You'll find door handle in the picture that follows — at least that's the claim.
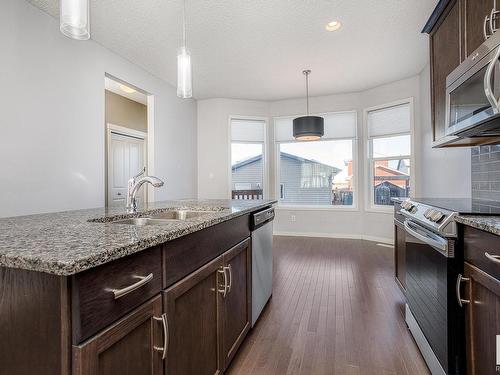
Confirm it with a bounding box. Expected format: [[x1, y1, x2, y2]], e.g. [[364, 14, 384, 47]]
[[484, 45, 500, 113], [485, 14, 492, 40], [456, 274, 470, 307], [218, 267, 228, 297], [153, 313, 168, 360]]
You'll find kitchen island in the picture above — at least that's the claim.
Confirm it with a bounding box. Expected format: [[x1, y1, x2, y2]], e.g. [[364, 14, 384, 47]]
[[0, 199, 276, 375]]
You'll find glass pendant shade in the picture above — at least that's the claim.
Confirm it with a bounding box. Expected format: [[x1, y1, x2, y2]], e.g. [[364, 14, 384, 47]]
[[60, 0, 90, 40], [177, 46, 192, 98]]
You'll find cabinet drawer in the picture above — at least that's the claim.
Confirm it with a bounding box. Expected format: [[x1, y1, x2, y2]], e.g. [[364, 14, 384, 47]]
[[72, 247, 162, 343], [464, 225, 500, 280], [163, 214, 250, 288]]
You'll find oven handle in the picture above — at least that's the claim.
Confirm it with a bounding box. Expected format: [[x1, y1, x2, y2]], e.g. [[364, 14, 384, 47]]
[[403, 220, 448, 254], [484, 44, 500, 113]]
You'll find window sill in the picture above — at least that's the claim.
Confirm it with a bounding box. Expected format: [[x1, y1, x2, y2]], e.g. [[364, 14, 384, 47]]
[[275, 204, 359, 212]]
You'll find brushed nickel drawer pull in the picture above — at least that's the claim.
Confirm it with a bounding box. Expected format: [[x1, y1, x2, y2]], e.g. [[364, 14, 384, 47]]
[[485, 252, 500, 264], [456, 274, 470, 307], [110, 273, 154, 299], [225, 265, 232, 293], [153, 313, 168, 360], [218, 267, 228, 297]]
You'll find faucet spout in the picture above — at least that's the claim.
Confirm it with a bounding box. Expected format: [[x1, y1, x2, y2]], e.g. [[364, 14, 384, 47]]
[[126, 175, 165, 213]]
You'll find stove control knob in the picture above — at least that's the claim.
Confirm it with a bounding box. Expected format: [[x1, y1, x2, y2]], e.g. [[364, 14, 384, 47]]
[[431, 211, 445, 223], [424, 209, 433, 219], [410, 206, 418, 213]]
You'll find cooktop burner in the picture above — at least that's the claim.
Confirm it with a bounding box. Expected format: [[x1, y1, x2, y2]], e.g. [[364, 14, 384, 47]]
[[408, 198, 500, 215]]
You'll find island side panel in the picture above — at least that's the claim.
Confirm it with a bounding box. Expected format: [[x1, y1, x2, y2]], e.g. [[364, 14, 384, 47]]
[[0, 267, 70, 375]]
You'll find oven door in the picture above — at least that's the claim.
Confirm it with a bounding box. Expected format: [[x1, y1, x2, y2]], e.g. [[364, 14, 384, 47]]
[[404, 219, 451, 374], [445, 37, 500, 137]]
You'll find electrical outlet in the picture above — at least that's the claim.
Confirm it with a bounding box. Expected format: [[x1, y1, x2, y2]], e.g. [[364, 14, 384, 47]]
[[290, 214, 296, 222]]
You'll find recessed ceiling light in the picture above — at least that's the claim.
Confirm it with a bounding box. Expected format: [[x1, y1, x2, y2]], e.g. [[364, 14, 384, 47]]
[[325, 21, 342, 32], [119, 84, 136, 94]]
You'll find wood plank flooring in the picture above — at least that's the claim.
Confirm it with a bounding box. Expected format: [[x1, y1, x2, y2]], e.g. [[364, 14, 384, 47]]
[[227, 236, 430, 375]]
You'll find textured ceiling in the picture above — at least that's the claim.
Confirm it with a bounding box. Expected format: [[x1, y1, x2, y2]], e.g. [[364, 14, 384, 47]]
[[28, 0, 437, 100]]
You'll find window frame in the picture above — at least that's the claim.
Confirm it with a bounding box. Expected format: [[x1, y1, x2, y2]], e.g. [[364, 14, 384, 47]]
[[273, 110, 359, 211], [228, 115, 268, 199], [364, 98, 415, 213]]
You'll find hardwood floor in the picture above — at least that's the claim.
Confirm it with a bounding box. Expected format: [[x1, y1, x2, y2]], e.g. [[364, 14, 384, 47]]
[[226, 236, 430, 375]]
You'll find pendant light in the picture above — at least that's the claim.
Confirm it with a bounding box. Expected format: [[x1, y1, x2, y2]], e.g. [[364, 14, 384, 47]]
[[293, 70, 324, 141], [177, 0, 192, 98], [60, 0, 90, 40]]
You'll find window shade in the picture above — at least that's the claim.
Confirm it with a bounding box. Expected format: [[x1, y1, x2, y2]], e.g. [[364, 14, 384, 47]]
[[231, 119, 265, 142], [367, 103, 411, 138], [274, 111, 357, 142]]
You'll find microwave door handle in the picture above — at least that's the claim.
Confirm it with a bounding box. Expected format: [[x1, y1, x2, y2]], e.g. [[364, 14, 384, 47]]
[[484, 45, 500, 113]]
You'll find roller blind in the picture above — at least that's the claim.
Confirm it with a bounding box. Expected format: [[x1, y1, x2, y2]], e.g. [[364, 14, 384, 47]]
[[367, 103, 411, 138], [275, 111, 357, 142], [231, 119, 265, 142]]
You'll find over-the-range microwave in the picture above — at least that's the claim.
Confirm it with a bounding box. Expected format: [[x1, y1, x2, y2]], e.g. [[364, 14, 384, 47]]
[[446, 31, 500, 138]]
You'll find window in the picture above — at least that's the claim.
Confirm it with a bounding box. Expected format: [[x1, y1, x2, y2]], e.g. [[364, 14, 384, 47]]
[[367, 101, 412, 207], [230, 118, 266, 199], [274, 111, 357, 206]]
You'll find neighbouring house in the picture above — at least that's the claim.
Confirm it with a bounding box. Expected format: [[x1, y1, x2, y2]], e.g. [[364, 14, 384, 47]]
[[231, 153, 341, 204]]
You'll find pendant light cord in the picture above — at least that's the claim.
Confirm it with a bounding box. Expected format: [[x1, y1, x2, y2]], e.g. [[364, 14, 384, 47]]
[[182, 0, 187, 47], [303, 70, 311, 115]]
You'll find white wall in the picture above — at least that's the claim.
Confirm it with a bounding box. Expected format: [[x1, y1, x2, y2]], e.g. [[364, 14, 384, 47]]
[[418, 64, 471, 198], [197, 98, 269, 199], [0, 0, 197, 218]]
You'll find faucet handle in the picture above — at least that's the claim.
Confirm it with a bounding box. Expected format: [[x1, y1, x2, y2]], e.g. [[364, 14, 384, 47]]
[[133, 167, 146, 181]]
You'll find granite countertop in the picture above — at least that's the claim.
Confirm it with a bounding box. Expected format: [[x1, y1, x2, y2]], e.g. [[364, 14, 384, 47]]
[[0, 199, 276, 276], [455, 215, 500, 236]]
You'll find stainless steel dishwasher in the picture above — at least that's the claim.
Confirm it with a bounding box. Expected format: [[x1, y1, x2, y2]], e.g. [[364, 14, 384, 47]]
[[251, 206, 274, 327]]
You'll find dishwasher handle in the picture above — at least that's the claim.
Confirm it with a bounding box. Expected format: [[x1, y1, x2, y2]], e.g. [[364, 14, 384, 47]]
[[251, 207, 275, 230]]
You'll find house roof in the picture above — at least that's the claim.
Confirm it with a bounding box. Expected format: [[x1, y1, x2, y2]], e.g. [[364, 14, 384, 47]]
[[232, 153, 341, 173]]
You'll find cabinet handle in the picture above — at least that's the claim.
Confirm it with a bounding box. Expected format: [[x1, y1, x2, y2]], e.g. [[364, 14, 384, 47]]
[[225, 265, 232, 293], [153, 313, 168, 360], [218, 267, 228, 297], [109, 273, 153, 299], [456, 274, 470, 307], [485, 252, 500, 264], [484, 45, 500, 113], [490, 8, 500, 35], [484, 15, 491, 40]]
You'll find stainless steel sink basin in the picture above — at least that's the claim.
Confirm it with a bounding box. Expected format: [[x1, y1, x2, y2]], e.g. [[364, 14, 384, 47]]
[[111, 210, 215, 226]]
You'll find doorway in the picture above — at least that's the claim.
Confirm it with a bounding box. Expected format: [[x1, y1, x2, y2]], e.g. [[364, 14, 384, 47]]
[[104, 75, 153, 207]]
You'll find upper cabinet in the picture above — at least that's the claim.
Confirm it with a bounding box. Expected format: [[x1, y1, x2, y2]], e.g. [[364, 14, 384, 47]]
[[423, 0, 500, 147]]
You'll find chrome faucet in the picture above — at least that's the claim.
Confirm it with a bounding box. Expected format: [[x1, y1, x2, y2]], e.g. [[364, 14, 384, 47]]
[[126, 170, 164, 213]]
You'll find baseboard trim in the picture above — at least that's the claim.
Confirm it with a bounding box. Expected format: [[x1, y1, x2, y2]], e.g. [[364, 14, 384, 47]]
[[273, 231, 392, 245]]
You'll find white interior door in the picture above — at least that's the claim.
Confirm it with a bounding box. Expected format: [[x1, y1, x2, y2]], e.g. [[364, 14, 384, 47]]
[[108, 132, 146, 205]]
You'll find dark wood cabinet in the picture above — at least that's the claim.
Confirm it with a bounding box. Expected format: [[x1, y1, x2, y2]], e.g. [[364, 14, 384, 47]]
[[462, 261, 500, 375], [221, 239, 252, 370], [394, 222, 407, 292], [429, 0, 462, 144], [73, 295, 164, 375], [164, 256, 224, 375], [424, 0, 499, 147]]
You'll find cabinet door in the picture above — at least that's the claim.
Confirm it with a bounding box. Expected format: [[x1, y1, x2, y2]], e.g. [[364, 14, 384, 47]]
[[464, 0, 496, 57], [430, 0, 462, 142], [463, 261, 500, 375], [221, 239, 252, 370], [164, 256, 224, 375], [73, 295, 163, 375], [394, 223, 406, 292]]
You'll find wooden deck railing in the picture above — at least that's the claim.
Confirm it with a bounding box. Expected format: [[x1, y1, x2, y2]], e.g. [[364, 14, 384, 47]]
[[232, 189, 263, 200]]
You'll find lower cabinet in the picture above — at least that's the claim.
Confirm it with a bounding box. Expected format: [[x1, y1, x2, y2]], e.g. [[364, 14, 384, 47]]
[[164, 238, 252, 375], [73, 295, 164, 375], [462, 261, 500, 375]]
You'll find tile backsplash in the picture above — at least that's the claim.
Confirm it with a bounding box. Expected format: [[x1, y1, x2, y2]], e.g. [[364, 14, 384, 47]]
[[471, 144, 500, 210]]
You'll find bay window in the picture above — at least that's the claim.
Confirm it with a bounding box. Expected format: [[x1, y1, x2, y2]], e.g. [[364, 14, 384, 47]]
[[274, 111, 357, 207], [366, 100, 412, 207], [230, 118, 266, 199]]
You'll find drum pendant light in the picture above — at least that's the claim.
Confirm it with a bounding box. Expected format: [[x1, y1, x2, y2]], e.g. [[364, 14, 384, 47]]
[[293, 70, 324, 141]]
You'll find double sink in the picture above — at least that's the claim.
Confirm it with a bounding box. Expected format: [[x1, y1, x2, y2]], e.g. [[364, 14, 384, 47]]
[[111, 209, 218, 226]]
